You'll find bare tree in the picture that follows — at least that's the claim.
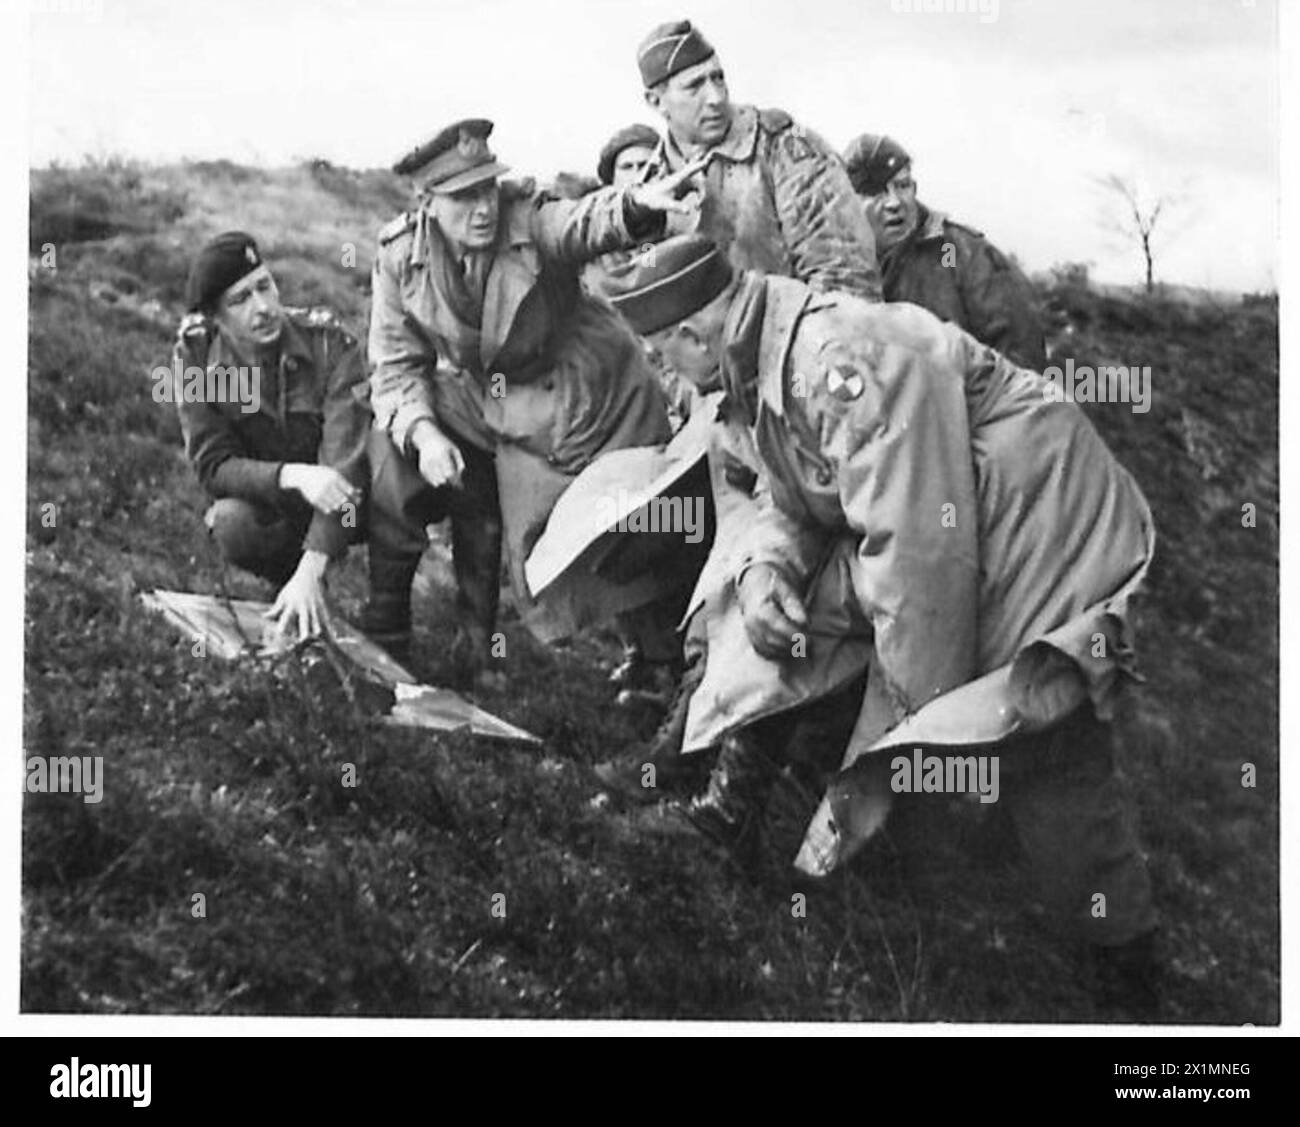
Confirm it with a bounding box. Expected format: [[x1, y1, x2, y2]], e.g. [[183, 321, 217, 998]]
[[1095, 174, 1181, 293]]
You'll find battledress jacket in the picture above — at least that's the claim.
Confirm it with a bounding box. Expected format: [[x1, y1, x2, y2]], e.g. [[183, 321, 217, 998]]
[[172, 307, 368, 559], [880, 205, 1048, 371]]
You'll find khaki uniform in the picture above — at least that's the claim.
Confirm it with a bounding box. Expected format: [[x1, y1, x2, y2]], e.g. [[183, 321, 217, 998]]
[[881, 205, 1047, 371], [682, 272, 1155, 943], [368, 182, 676, 640]]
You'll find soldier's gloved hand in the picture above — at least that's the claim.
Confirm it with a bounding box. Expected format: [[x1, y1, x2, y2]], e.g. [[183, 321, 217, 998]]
[[737, 562, 809, 661], [264, 550, 331, 643], [280, 463, 361, 516], [412, 419, 465, 490]]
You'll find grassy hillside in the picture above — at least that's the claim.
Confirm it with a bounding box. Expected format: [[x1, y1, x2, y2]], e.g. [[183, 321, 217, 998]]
[[23, 158, 1278, 1021]]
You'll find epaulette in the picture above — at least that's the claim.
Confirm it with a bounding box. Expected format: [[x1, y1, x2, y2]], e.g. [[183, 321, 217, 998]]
[[378, 212, 416, 246], [285, 304, 358, 348], [757, 107, 794, 134], [499, 176, 538, 205]]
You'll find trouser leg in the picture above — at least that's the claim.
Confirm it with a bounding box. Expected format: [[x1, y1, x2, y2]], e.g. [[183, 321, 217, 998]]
[[446, 440, 503, 662], [1001, 704, 1157, 948], [204, 497, 310, 586], [363, 429, 502, 666]]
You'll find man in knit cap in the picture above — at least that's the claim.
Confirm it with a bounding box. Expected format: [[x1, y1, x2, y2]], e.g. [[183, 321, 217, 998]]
[[172, 231, 421, 657], [843, 132, 1047, 369]]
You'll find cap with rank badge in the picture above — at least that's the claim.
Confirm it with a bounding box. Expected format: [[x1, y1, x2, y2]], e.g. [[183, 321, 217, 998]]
[[842, 134, 912, 197], [393, 119, 511, 194]]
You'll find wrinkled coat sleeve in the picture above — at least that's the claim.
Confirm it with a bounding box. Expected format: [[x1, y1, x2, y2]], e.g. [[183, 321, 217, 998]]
[[304, 326, 370, 559], [958, 236, 1047, 371], [530, 185, 663, 268], [368, 236, 440, 453], [174, 325, 284, 505], [765, 125, 883, 301], [734, 475, 831, 594], [815, 342, 981, 711]]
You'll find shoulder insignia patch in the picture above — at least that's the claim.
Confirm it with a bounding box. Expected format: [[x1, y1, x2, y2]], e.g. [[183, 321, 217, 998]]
[[825, 364, 865, 402], [378, 212, 416, 246]]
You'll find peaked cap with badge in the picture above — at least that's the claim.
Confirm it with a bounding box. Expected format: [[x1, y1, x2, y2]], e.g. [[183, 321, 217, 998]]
[[393, 118, 511, 194]]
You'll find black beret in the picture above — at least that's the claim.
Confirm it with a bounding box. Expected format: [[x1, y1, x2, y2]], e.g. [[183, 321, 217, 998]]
[[393, 118, 511, 193], [637, 20, 716, 88], [602, 235, 735, 335], [842, 134, 912, 196], [185, 231, 263, 313], [597, 124, 661, 184]]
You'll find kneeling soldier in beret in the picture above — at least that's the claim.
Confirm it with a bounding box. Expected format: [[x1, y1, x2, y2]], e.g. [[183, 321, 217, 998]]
[[369, 118, 706, 677], [174, 231, 418, 658], [606, 235, 1161, 1011], [843, 133, 1047, 370]]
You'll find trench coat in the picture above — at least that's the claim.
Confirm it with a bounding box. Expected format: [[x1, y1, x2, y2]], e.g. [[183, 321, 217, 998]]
[[368, 182, 674, 639], [677, 273, 1154, 875]]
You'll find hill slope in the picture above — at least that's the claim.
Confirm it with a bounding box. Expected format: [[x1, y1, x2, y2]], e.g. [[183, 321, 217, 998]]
[[22, 159, 1279, 1021]]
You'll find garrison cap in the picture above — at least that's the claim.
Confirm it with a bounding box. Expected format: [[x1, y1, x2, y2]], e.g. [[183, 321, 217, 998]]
[[602, 235, 734, 335], [842, 133, 912, 196], [393, 118, 511, 194], [637, 20, 716, 88], [597, 123, 661, 184], [185, 230, 264, 314]]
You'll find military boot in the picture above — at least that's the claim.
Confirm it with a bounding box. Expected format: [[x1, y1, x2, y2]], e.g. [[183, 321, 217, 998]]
[[680, 725, 781, 862], [360, 551, 422, 669], [449, 506, 505, 691], [594, 653, 708, 804]]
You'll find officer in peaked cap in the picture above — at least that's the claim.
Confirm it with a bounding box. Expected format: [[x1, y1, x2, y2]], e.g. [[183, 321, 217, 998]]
[[392, 118, 511, 193], [367, 116, 709, 686], [843, 131, 1047, 369]]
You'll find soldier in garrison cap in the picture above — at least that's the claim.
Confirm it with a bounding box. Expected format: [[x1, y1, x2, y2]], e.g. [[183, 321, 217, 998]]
[[844, 133, 1048, 370], [604, 235, 1162, 1013], [635, 19, 881, 300], [172, 232, 422, 659], [369, 118, 708, 680], [591, 20, 885, 797]]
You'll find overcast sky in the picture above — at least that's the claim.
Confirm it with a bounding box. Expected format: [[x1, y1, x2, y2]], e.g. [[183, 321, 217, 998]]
[[27, 0, 1280, 291]]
